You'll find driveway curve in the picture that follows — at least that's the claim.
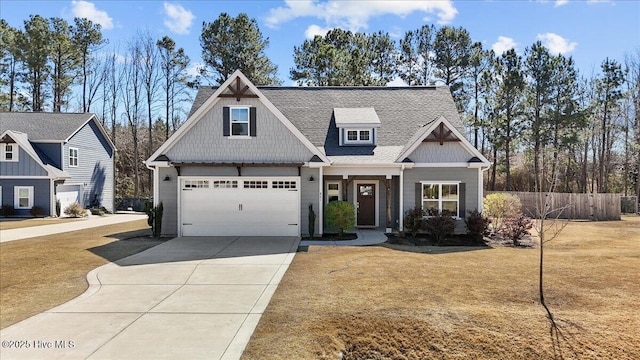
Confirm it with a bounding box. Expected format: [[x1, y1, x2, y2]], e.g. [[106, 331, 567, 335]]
[[0, 236, 299, 360]]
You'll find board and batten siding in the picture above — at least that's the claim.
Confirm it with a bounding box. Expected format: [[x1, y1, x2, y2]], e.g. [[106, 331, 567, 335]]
[[408, 142, 471, 163], [0, 178, 51, 215], [0, 146, 48, 176], [63, 120, 114, 212], [165, 98, 314, 163]]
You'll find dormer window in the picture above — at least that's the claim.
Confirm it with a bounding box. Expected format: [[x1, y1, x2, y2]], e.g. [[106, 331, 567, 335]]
[[334, 107, 381, 146], [345, 129, 373, 144]]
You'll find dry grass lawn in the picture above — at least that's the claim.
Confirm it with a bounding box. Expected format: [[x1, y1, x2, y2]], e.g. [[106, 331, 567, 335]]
[[242, 216, 640, 360], [0, 217, 81, 230], [0, 220, 161, 328]]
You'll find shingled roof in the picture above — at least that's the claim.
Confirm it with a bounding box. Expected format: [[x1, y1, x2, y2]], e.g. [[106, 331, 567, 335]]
[[189, 86, 465, 150], [0, 112, 96, 141]]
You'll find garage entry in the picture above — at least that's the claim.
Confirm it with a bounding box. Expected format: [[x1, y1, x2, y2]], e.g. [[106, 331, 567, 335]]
[[179, 176, 300, 236], [56, 184, 83, 215]]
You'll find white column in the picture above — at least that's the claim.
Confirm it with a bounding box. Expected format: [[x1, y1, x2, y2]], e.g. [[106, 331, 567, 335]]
[[318, 166, 323, 235]]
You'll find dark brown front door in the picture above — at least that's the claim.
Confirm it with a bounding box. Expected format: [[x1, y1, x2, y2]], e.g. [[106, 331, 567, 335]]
[[357, 184, 376, 226]]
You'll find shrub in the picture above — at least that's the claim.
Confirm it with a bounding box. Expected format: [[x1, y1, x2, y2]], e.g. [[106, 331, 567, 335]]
[[483, 193, 522, 232], [325, 201, 355, 237], [90, 207, 105, 216], [404, 206, 425, 237], [55, 200, 61, 217], [500, 215, 533, 246], [424, 211, 456, 245], [64, 202, 87, 217], [1, 204, 15, 217], [30, 206, 44, 217], [145, 202, 163, 238], [465, 210, 491, 244]]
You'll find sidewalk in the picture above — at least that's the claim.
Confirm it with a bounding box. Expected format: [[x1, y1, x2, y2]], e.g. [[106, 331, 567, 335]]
[[299, 228, 388, 246], [0, 213, 148, 243]]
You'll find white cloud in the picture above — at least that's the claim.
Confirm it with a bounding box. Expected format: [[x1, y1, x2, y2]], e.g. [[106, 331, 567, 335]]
[[163, 2, 194, 35], [537, 33, 577, 54], [492, 36, 518, 55], [266, 0, 458, 31], [554, 0, 569, 7], [304, 24, 332, 39], [186, 62, 204, 77], [71, 1, 113, 29]]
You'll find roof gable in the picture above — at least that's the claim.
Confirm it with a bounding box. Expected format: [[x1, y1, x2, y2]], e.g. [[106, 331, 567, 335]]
[[0, 130, 69, 179], [148, 70, 329, 164], [396, 116, 490, 165]]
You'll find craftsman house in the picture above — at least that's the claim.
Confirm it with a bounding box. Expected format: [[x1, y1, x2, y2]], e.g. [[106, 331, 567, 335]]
[[0, 112, 115, 216], [146, 70, 490, 236]]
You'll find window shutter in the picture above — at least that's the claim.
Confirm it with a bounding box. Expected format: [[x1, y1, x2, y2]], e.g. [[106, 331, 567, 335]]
[[250, 107, 257, 137], [223, 107, 230, 136], [459, 183, 466, 218], [415, 183, 422, 210]]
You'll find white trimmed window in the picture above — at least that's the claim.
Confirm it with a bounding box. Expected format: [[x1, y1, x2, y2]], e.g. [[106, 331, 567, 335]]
[[421, 182, 459, 217], [326, 181, 342, 203], [14, 186, 34, 209], [344, 129, 373, 145], [230, 107, 250, 137], [69, 147, 79, 167], [1, 143, 18, 162]]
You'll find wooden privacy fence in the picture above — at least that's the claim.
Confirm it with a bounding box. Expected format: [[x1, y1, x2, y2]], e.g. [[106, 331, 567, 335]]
[[485, 191, 621, 221]]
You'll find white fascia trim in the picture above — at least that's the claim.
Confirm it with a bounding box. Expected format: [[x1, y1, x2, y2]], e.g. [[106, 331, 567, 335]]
[[396, 116, 490, 165], [413, 162, 471, 168], [147, 70, 330, 165], [147, 161, 172, 167], [0, 176, 52, 179], [329, 163, 410, 168], [306, 162, 330, 168]]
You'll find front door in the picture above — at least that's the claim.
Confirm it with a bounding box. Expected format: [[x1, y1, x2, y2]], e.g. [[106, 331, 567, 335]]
[[357, 183, 376, 226]]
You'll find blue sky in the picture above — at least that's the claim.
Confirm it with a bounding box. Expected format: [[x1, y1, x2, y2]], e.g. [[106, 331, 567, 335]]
[[1, 0, 638, 85]]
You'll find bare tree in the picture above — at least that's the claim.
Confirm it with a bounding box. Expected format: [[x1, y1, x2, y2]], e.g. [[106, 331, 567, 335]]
[[122, 40, 143, 198]]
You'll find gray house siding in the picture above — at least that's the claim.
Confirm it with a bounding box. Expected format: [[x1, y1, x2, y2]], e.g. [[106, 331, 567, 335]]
[[166, 98, 314, 163], [408, 142, 472, 163], [33, 142, 62, 169], [0, 179, 51, 215], [403, 167, 480, 232], [63, 120, 114, 212], [300, 167, 319, 236], [0, 147, 48, 176], [158, 167, 179, 235]]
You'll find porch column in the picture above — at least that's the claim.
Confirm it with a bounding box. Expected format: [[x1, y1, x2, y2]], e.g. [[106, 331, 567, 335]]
[[385, 175, 392, 232]]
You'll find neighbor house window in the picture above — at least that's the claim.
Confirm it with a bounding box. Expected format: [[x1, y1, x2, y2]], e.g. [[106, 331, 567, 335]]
[[326, 182, 342, 203], [1, 143, 18, 162], [69, 147, 78, 167], [230, 107, 250, 137], [344, 129, 373, 144], [14, 186, 33, 209], [422, 182, 459, 217]]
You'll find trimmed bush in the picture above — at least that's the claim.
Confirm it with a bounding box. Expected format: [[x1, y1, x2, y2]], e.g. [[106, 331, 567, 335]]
[[404, 206, 425, 237], [308, 203, 316, 239], [90, 207, 105, 216], [145, 201, 164, 238], [424, 211, 455, 245], [465, 210, 491, 244], [64, 202, 87, 217], [500, 215, 533, 246], [1, 204, 15, 217], [55, 200, 61, 217], [325, 201, 355, 237], [30, 206, 44, 217], [483, 193, 522, 232]]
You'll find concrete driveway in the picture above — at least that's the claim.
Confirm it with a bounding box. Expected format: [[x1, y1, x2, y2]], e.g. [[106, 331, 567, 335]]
[[0, 236, 299, 360]]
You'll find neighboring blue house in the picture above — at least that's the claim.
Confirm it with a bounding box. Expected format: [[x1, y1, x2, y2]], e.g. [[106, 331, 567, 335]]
[[147, 70, 490, 237], [0, 112, 115, 216]]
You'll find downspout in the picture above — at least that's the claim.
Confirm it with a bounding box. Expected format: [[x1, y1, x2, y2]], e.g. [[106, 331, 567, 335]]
[[479, 165, 491, 212], [145, 163, 158, 207], [50, 179, 56, 217], [318, 166, 323, 235], [399, 164, 405, 231]]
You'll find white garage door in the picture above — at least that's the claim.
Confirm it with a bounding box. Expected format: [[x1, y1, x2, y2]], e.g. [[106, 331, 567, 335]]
[[180, 177, 300, 236], [56, 184, 83, 216]]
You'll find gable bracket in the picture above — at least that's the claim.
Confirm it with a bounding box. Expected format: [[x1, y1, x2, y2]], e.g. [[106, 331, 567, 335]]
[[424, 122, 460, 145], [219, 77, 259, 101]]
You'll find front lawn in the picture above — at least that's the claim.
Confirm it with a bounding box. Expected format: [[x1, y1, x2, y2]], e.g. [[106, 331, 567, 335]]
[[0, 217, 81, 231], [242, 216, 640, 360], [0, 220, 161, 328]]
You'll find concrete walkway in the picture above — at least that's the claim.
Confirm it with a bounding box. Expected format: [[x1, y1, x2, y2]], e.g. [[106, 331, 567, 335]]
[[0, 213, 148, 243], [299, 227, 388, 246], [0, 236, 299, 360]]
